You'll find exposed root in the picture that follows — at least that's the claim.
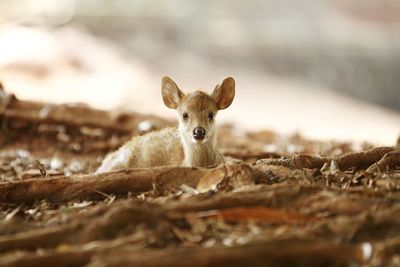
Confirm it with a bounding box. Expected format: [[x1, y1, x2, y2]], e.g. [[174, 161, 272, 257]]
[[366, 150, 400, 173], [86, 240, 368, 267], [257, 147, 395, 172], [222, 151, 280, 161], [1, 85, 400, 266], [0, 201, 168, 254], [0, 89, 168, 134], [0, 167, 207, 204], [166, 184, 322, 212], [336, 147, 395, 171]]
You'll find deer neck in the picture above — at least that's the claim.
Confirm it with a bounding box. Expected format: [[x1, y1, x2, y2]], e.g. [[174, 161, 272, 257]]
[[180, 134, 222, 168]]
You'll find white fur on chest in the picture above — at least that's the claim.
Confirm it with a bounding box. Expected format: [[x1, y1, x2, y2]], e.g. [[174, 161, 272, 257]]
[[114, 147, 132, 166]]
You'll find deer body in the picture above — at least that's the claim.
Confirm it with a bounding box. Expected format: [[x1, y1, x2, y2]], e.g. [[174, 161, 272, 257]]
[[96, 77, 235, 173]]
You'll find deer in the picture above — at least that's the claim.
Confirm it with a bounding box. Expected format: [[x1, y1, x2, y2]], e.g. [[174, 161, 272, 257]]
[[96, 76, 235, 173]]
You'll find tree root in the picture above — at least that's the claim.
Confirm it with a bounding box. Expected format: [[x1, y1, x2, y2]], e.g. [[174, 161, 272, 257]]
[[366, 151, 400, 173], [0, 167, 207, 204], [336, 147, 395, 171], [0, 163, 271, 204], [0, 184, 324, 254], [222, 151, 280, 161], [258, 147, 395, 172], [166, 184, 322, 212], [86, 239, 369, 267], [0, 185, 394, 266], [0, 89, 168, 134], [0, 201, 168, 254]]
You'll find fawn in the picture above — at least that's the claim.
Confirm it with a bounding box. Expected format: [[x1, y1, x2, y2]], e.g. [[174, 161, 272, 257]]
[[96, 76, 235, 173]]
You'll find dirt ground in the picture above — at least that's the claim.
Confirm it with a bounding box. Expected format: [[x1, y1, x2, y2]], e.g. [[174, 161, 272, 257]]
[[1, 85, 400, 267]]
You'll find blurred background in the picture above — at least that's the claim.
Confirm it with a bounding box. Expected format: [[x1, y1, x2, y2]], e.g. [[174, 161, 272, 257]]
[[0, 0, 399, 145]]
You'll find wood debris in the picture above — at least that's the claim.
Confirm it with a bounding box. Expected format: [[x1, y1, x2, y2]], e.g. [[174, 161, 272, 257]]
[[0, 89, 399, 266]]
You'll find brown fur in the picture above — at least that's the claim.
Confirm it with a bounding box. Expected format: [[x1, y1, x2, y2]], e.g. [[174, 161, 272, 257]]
[[96, 76, 235, 173]]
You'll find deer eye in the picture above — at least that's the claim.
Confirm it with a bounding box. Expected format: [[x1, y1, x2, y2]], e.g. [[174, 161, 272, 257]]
[[182, 113, 189, 120], [208, 112, 215, 121]]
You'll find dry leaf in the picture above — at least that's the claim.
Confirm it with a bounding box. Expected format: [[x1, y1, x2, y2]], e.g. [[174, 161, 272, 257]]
[[196, 168, 226, 193]]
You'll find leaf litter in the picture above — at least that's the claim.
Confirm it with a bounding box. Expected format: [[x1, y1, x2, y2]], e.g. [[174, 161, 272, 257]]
[[0, 89, 400, 266]]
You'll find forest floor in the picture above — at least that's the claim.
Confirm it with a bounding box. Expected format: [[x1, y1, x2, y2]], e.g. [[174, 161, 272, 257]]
[[1, 85, 400, 267]]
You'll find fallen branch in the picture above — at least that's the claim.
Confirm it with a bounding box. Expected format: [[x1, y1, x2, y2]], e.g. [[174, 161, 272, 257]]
[[0, 167, 207, 204], [222, 151, 280, 161], [336, 147, 395, 171], [257, 147, 395, 172], [0, 184, 326, 253], [0, 88, 169, 134], [0, 250, 93, 267], [166, 184, 322, 213], [0, 201, 167, 253], [0, 221, 82, 254], [258, 154, 327, 169], [0, 183, 389, 263], [0, 162, 273, 204], [87, 239, 370, 267], [0, 232, 150, 267], [366, 151, 400, 173]]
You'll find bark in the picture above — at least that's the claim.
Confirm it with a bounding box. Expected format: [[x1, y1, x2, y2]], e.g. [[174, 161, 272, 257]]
[[0, 89, 169, 134], [258, 147, 395, 171], [0, 201, 166, 253], [87, 240, 368, 267], [0, 167, 207, 204], [166, 184, 322, 213], [222, 151, 280, 161], [336, 147, 395, 171], [0, 184, 388, 265], [0, 162, 270, 204], [365, 150, 400, 173], [0, 184, 321, 254]]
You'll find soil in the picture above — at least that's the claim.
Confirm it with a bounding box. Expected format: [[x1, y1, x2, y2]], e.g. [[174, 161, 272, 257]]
[[1, 86, 400, 267]]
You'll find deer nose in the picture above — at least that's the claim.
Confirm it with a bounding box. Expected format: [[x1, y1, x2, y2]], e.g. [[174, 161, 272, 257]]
[[193, 127, 206, 140]]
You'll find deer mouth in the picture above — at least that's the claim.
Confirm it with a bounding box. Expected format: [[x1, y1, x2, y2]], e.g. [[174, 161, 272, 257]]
[[191, 135, 209, 144]]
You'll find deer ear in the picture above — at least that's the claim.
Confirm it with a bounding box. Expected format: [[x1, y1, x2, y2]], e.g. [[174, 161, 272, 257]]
[[162, 76, 184, 109], [212, 77, 235, 110]]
